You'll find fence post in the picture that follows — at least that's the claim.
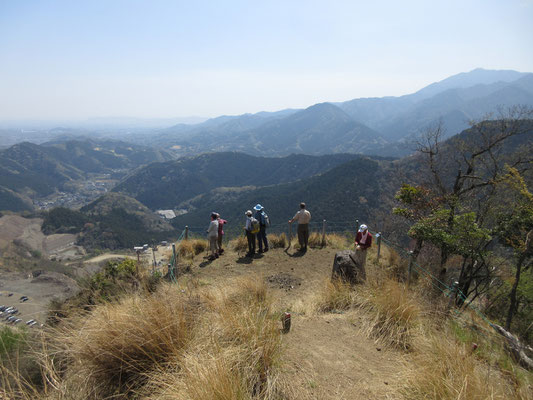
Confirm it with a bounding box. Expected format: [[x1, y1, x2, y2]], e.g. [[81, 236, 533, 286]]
[[185, 226, 189, 240], [407, 250, 414, 288], [152, 247, 157, 273], [172, 243, 178, 281], [321, 219, 326, 247], [376, 232, 382, 262]]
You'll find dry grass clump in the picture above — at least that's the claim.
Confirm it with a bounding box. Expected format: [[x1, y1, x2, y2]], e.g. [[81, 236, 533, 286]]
[[268, 233, 287, 249], [232, 235, 248, 253], [315, 278, 356, 313], [4, 278, 284, 400], [144, 277, 283, 399], [361, 278, 420, 349], [178, 239, 207, 258], [51, 285, 198, 398], [401, 330, 529, 400]]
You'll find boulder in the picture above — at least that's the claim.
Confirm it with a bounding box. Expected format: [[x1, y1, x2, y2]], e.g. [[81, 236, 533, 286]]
[[331, 250, 366, 284]]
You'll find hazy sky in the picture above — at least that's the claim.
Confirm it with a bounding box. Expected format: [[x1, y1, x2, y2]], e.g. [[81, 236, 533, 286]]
[[1, 0, 532, 120]]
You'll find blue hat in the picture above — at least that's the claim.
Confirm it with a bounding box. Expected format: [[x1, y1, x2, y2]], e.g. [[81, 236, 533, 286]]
[[253, 204, 263, 211]]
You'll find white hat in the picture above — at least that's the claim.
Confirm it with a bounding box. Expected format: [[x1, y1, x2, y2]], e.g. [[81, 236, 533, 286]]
[[245, 210, 252, 216], [358, 224, 368, 232]]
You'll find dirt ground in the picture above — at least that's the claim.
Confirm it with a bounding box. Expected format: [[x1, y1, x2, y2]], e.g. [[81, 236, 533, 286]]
[[177, 245, 404, 399]]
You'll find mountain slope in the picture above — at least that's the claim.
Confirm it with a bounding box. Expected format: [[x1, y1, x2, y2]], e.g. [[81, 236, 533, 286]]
[[112, 152, 365, 210]]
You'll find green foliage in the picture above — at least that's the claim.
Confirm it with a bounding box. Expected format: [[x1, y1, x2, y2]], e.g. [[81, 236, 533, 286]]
[[85, 259, 139, 303], [0, 326, 26, 358], [42, 207, 87, 234], [409, 210, 491, 258]]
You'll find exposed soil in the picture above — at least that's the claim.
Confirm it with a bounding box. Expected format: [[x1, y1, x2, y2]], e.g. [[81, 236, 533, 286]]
[[180, 245, 404, 399]]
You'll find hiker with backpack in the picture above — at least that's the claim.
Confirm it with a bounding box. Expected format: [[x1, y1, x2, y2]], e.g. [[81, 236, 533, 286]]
[[244, 210, 259, 257], [215, 213, 227, 255], [289, 202, 311, 251], [206, 212, 219, 261], [253, 204, 270, 253]]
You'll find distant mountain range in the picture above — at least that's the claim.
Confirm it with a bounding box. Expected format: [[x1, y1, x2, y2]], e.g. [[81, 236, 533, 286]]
[[137, 68, 533, 157]]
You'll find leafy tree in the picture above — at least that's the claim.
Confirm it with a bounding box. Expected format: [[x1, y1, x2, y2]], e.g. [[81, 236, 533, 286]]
[[394, 107, 533, 306], [494, 167, 533, 330]]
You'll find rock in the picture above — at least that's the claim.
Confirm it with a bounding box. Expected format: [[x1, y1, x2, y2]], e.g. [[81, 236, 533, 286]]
[[331, 250, 366, 284], [492, 324, 533, 371]]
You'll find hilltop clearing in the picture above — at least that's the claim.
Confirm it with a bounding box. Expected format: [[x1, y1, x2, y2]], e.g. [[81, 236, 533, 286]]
[[176, 244, 405, 399], [1, 237, 531, 399]]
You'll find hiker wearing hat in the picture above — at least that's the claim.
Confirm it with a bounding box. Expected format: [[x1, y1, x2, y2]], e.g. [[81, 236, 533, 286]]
[[254, 204, 270, 253], [215, 213, 227, 255], [289, 202, 311, 251], [206, 212, 219, 261], [244, 210, 257, 257], [355, 224, 372, 268]]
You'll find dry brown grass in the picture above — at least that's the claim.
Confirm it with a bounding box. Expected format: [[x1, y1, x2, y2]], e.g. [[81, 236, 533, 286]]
[[2, 278, 284, 400], [268, 233, 287, 249], [314, 278, 356, 313], [49, 285, 199, 398], [401, 330, 532, 400], [357, 278, 420, 350], [178, 238, 208, 258], [143, 277, 283, 399], [231, 235, 248, 253]]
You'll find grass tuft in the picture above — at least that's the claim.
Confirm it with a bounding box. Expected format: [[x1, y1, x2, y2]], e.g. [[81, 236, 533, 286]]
[[315, 278, 356, 313]]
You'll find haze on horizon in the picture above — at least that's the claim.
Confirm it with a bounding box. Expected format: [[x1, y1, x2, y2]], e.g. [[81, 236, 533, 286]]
[[1, 0, 532, 122]]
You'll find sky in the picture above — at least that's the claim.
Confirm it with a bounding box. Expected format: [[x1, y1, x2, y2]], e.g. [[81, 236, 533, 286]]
[[1, 0, 532, 121]]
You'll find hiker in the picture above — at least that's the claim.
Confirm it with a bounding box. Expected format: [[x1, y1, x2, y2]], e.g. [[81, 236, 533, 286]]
[[244, 210, 257, 257], [289, 202, 311, 251], [254, 204, 269, 253], [216, 213, 227, 254], [354, 224, 372, 268], [206, 212, 219, 260]]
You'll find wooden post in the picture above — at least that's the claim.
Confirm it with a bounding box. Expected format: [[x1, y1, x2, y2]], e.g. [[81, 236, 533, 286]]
[[152, 247, 157, 273], [407, 251, 414, 288], [321, 219, 327, 247], [376, 232, 382, 262], [172, 243, 177, 280], [185, 226, 189, 240]]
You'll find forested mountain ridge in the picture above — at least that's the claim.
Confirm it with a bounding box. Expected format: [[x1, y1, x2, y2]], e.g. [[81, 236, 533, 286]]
[[112, 152, 368, 210]]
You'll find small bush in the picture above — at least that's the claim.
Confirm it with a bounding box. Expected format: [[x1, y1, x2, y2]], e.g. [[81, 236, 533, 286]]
[[0, 327, 26, 358]]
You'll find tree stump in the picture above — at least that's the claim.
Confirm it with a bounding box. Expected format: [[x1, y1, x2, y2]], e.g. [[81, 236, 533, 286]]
[[331, 250, 366, 284]]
